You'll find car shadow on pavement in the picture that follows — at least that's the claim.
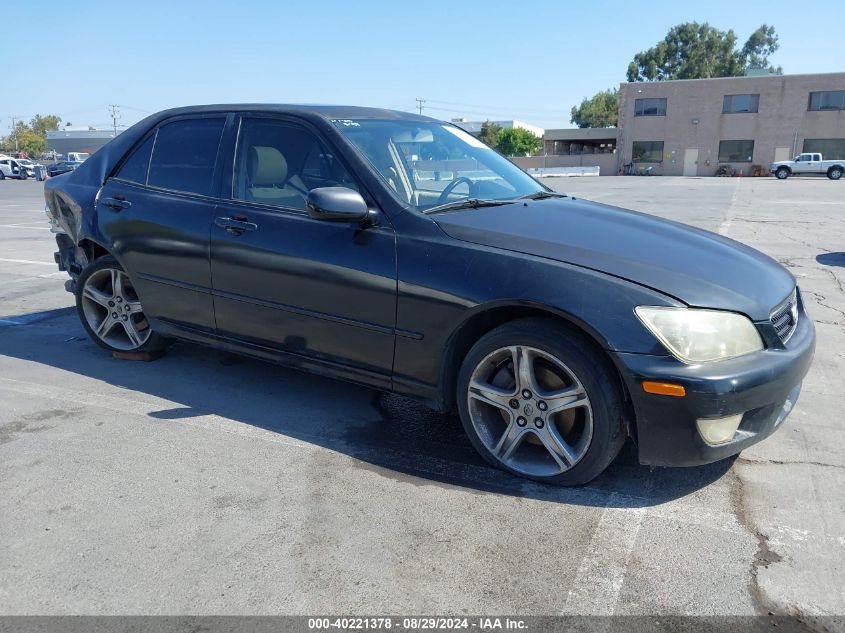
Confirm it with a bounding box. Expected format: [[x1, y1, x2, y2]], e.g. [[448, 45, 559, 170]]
[[816, 252, 845, 268], [0, 308, 734, 509]]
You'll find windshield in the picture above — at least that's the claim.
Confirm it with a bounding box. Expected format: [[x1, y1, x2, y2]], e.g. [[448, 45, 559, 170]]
[[332, 119, 546, 212]]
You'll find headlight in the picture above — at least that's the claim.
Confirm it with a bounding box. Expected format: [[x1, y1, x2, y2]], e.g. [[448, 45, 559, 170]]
[[635, 306, 763, 363]]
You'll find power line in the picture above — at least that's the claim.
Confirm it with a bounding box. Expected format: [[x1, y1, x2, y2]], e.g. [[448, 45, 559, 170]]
[[426, 98, 564, 116], [9, 116, 18, 151], [108, 105, 121, 136], [415, 97, 426, 115]]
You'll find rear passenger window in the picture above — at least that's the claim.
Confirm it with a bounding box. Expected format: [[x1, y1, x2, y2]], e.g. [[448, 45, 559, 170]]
[[115, 135, 154, 184], [148, 118, 225, 196]]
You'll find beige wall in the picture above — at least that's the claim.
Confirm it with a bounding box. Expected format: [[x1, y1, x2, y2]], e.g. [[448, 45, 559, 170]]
[[617, 73, 845, 176], [512, 153, 618, 175]]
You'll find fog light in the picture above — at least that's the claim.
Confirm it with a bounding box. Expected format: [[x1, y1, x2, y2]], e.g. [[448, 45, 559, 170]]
[[696, 414, 743, 446]]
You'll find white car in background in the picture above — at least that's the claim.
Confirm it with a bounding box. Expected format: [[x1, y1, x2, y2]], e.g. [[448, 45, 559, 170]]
[[0, 157, 34, 180], [770, 153, 844, 180], [13, 159, 44, 178]]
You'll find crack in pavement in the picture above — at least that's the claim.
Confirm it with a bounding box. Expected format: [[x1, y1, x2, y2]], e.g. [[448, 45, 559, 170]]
[[736, 456, 844, 470], [800, 290, 845, 321], [729, 470, 782, 617], [822, 268, 844, 295], [730, 469, 839, 633]]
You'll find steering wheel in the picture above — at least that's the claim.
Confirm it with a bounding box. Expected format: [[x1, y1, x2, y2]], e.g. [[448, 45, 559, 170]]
[[437, 176, 476, 205]]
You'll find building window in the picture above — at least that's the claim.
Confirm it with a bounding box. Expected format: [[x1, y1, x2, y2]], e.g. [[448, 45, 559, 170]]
[[634, 98, 667, 117], [808, 91, 845, 111], [803, 139, 845, 160], [632, 141, 664, 162], [723, 94, 759, 113], [718, 140, 754, 163]]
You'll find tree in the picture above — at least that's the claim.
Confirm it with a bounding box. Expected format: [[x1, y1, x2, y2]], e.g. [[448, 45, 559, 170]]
[[30, 114, 62, 137], [1, 114, 62, 156], [571, 88, 618, 128], [15, 130, 46, 158], [495, 127, 541, 156], [742, 25, 781, 72], [626, 22, 781, 82], [479, 120, 502, 147]]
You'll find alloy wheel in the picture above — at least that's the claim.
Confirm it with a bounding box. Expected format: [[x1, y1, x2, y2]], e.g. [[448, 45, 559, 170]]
[[80, 268, 151, 350], [466, 345, 593, 477]]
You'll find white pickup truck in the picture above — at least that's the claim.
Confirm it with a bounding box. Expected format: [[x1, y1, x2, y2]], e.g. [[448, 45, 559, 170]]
[[769, 153, 844, 180]]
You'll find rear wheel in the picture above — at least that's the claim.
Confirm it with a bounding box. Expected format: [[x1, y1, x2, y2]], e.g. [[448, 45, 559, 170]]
[[456, 318, 627, 486], [776, 167, 790, 180], [0, 171, 5, 180], [828, 167, 843, 180], [75, 256, 167, 354]]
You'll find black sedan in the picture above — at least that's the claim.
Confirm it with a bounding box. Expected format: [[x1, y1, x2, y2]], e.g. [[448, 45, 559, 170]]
[[44, 105, 815, 485], [46, 160, 84, 178]]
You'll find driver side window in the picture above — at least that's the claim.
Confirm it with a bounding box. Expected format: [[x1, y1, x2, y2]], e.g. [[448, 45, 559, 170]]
[[233, 119, 358, 212]]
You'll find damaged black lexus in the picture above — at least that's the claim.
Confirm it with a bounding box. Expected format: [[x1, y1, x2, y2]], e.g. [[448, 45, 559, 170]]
[[44, 105, 815, 485]]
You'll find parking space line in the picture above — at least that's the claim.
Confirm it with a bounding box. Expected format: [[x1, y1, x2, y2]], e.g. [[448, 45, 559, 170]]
[[718, 178, 741, 236], [0, 258, 56, 266], [0, 376, 312, 451], [0, 224, 51, 231], [561, 483, 653, 615]]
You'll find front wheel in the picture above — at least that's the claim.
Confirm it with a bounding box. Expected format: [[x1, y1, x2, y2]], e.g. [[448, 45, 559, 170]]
[[75, 256, 167, 354], [828, 167, 843, 181], [776, 167, 790, 180], [456, 318, 627, 486], [18, 169, 27, 180]]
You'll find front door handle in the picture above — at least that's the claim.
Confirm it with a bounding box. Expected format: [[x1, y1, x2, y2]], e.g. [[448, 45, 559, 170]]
[[101, 197, 131, 211], [215, 216, 258, 235]]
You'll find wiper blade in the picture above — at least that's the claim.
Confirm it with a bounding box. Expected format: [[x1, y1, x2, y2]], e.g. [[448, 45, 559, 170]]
[[519, 191, 568, 200], [423, 198, 517, 214]]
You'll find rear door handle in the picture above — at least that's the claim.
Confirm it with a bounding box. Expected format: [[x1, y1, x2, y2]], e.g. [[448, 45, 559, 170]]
[[101, 197, 131, 211], [215, 216, 258, 235]]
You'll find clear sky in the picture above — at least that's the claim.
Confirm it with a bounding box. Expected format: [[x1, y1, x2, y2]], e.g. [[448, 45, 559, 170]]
[[2, 0, 841, 133]]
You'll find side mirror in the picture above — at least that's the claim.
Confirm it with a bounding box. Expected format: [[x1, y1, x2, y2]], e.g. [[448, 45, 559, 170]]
[[306, 187, 369, 222]]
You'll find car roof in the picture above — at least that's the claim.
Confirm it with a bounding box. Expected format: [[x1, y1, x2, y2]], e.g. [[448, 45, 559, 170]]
[[149, 104, 437, 123], [46, 104, 444, 191]]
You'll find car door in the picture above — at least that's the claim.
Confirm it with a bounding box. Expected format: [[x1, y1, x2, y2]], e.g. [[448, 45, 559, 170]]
[[96, 114, 229, 332], [209, 115, 397, 386]]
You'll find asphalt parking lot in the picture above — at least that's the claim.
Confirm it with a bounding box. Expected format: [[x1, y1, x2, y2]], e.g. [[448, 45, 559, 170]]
[[0, 176, 843, 619]]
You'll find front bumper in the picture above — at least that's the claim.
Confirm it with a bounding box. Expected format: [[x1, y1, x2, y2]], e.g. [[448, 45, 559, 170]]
[[615, 304, 816, 467]]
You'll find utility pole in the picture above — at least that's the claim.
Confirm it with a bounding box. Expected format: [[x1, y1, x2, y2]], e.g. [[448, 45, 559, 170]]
[[10, 116, 18, 151], [108, 105, 121, 136], [415, 98, 425, 115]]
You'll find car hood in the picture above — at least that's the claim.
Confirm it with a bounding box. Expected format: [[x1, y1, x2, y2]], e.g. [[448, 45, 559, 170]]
[[432, 197, 794, 321]]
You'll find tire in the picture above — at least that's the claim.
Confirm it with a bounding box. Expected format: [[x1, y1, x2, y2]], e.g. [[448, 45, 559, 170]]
[[456, 318, 627, 486], [776, 167, 790, 180], [75, 256, 168, 354], [0, 171, 5, 180], [828, 167, 843, 181], [18, 169, 27, 180]]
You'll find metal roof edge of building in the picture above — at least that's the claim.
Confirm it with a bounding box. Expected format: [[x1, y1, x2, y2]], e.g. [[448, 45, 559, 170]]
[[618, 70, 845, 87]]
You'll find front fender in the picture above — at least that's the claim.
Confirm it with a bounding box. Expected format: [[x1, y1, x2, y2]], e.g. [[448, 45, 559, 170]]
[[391, 234, 681, 405]]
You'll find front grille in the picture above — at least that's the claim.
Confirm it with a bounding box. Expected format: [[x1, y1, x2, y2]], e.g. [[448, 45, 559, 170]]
[[770, 289, 798, 343]]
